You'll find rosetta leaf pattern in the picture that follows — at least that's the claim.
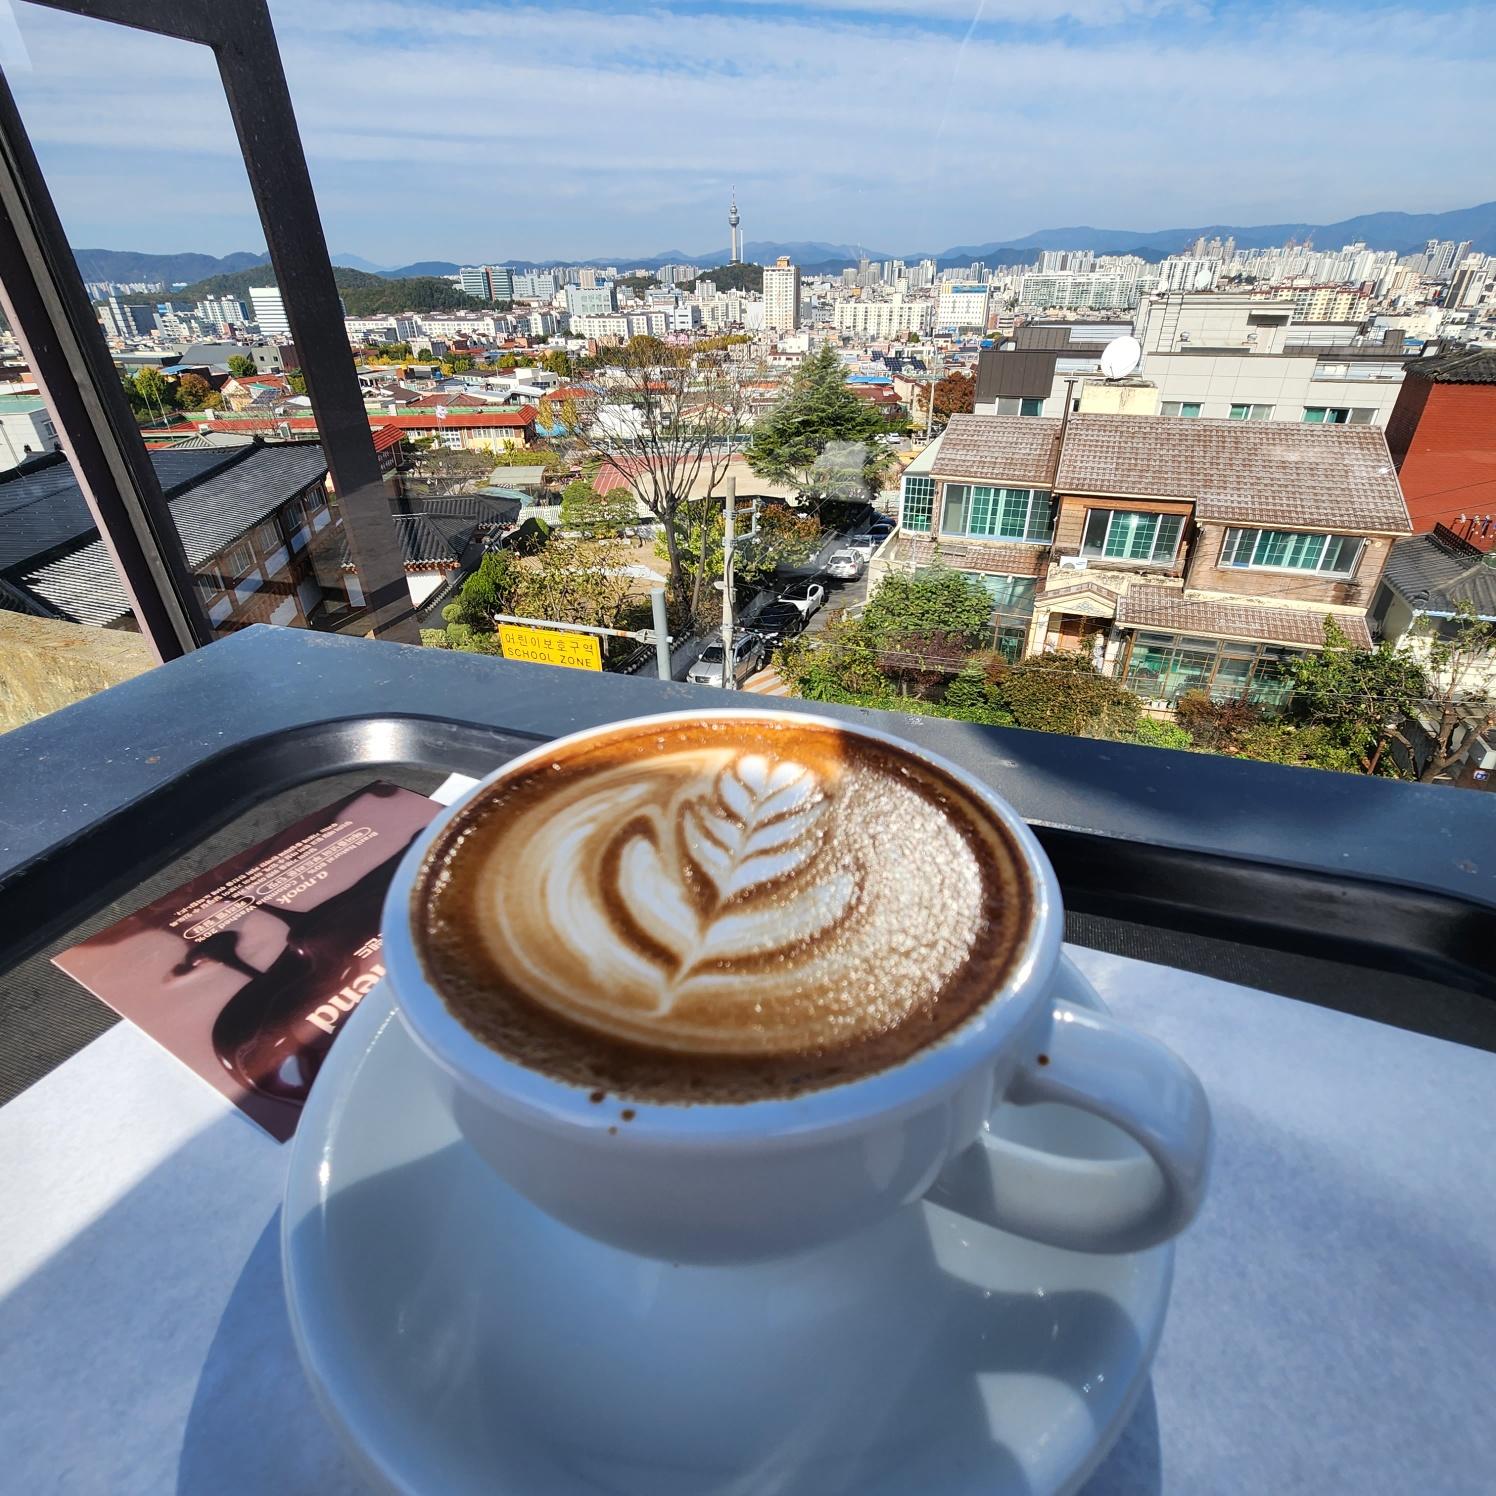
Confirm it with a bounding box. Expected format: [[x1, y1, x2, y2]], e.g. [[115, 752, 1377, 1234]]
[[680, 755, 826, 905]]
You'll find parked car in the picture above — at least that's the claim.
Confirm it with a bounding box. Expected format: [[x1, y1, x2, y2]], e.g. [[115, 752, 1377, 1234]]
[[826, 548, 867, 581], [777, 578, 828, 617], [845, 535, 877, 562], [868, 516, 895, 540], [686, 631, 765, 687], [752, 601, 808, 646]]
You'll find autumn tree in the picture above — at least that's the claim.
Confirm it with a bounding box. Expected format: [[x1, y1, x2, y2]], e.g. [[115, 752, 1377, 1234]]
[[175, 373, 219, 411], [545, 338, 752, 618], [932, 370, 975, 419]]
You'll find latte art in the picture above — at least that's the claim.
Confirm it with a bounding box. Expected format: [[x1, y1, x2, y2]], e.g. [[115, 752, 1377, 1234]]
[[416, 718, 1032, 1102]]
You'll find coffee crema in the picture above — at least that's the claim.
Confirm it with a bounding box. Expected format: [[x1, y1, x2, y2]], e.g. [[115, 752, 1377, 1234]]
[[413, 718, 1033, 1103]]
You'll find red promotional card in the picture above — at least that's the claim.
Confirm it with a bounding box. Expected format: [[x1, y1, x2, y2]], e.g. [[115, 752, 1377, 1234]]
[[52, 781, 440, 1141]]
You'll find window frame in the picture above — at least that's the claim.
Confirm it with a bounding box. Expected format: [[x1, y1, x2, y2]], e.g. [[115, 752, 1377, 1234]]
[[1218, 527, 1365, 577], [940, 484, 1055, 544], [1080, 508, 1185, 565], [1228, 403, 1274, 420], [901, 473, 934, 533]]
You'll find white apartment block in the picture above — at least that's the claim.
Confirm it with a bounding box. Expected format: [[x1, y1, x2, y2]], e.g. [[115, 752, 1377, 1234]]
[[976, 292, 1407, 427], [1016, 272, 1148, 312], [935, 282, 991, 330], [249, 286, 290, 339], [1290, 286, 1371, 323], [195, 295, 249, 328], [832, 297, 933, 339], [572, 310, 670, 340], [763, 258, 802, 333], [1154, 257, 1220, 294]]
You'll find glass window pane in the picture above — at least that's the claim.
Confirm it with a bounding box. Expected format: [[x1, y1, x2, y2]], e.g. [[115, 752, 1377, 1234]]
[[1082, 510, 1110, 553], [941, 484, 968, 534], [1155, 515, 1183, 560], [1024, 493, 1055, 542], [997, 489, 1030, 539], [968, 485, 997, 536]]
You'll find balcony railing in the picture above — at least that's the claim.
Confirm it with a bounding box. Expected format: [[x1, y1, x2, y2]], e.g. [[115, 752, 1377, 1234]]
[[2, 627, 1492, 1051]]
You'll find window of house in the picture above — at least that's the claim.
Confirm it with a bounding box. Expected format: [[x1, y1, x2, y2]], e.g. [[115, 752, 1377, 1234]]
[[992, 396, 1045, 416], [1123, 632, 1306, 707], [1302, 406, 1376, 424], [1228, 403, 1274, 420], [901, 474, 934, 533], [1219, 528, 1364, 575], [1020, 397, 1044, 416], [251, 519, 281, 555], [215, 539, 257, 586], [1081, 509, 1184, 563], [962, 572, 1037, 613], [941, 484, 1055, 542], [1161, 401, 1201, 418]]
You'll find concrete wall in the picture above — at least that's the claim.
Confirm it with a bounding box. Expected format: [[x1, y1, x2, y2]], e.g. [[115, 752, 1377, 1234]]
[[0, 613, 155, 734]]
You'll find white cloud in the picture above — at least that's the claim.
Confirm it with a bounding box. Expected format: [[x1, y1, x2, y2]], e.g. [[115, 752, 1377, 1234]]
[[3, 0, 1491, 262]]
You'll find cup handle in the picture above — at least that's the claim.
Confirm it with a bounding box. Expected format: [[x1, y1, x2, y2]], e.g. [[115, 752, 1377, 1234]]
[[924, 958, 1212, 1253]]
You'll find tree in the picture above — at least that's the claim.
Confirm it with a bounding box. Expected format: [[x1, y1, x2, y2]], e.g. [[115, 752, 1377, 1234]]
[[443, 550, 519, 631], [539, 349, 575, 380], [777, 612, 889, 701], [175, 373, 220, 411], [1289, 618, 1428, 775], [442, 355, 475, 375], [510, 534, 637, 639], [547, 338, 752, 619], [932, 370, 975, 419], [746, 344, 894, 499], [133, 366, 176, 419], [560, 478, 637, 534], [863, 566, 994, 642], [1387, 605, 1496, 783], [227, 354, 257, 377], [995, 652, 1142, 739], [286, 371, 308, 395]]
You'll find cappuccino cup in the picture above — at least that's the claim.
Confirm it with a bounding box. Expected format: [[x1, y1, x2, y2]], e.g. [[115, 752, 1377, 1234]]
[[383, 709, 1211, 1264]]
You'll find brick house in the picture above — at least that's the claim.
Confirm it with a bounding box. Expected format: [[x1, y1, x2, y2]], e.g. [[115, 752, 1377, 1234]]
[[1384, 349, 1496, 550], [889, 412, 1412, 707]]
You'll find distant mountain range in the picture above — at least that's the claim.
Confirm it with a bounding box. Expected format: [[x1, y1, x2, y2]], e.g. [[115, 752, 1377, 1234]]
[[68, 200, 1496, 290]]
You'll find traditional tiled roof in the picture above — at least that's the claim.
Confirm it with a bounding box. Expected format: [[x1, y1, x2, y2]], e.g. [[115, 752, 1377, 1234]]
[[1056, 414, 1411, 533], [929, 414, 1060, 487], [1380, 529, 1496, 620], [1033, 581, 1122, 607], [11, 443, 328, 626], [1402, 349, 1496, 384], [1117, 585, 1372, 649]]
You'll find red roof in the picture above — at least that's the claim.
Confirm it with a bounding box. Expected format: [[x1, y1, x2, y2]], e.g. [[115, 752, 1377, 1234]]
[[149, 408, 535, 444], [370, 426, 406, 453]]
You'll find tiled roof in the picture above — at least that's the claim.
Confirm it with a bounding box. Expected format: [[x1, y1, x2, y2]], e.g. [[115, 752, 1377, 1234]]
[[929, 414, 1060, 486], [370, 426, 406, 453], [1056, 415, 1411, 533], [1117, 585, 1372, 649], [13, 443, 328, 627], [0, 446, 262, 574], [339, 511, 475, 571], [1380, 530, 1496, 620], [1034, 581, 1121, 607], [406, 392, 491, 409], [1402, 349, 1496, 384], [893, 535, 1045, 575]]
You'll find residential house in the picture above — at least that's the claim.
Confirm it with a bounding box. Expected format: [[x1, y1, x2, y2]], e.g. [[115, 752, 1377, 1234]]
[[1372, 524, 1496, 788], [889, 412, 1412, 707], [0, 441, 338, 634]]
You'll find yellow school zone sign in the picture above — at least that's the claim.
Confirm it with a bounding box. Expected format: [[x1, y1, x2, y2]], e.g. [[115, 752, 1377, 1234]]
[[497, 624, 603, 672]]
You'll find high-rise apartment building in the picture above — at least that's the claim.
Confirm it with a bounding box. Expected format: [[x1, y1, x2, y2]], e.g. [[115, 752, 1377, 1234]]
[[1447, 261, 1490, 310], [194, 295, 249, 329], [564, 283, 617, 317], [832, 297, 932, 338], [97, 296, 156, 341], [763, 256, 801, 332], [459, 266, 491, 299], [935, 281, 992, 330], [249, 286, 290, 338]]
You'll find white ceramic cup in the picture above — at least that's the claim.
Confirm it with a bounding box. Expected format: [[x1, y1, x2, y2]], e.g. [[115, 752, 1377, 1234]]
[[383, 709, 1212, 1265]]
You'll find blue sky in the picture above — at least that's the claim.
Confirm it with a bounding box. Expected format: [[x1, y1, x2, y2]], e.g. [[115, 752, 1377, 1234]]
[[4, 0, 1492, 265]]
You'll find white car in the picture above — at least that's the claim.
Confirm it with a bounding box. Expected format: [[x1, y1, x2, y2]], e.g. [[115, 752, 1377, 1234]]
[[826, 548, 866, 581], [844, 535, 877, 562], [777, 579, 827, 617], [686, 632, 764, 687]]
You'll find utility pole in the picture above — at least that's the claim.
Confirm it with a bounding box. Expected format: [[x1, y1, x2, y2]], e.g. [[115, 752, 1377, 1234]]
[[924, 351, 943, 444], [721, 475, 736, 690]]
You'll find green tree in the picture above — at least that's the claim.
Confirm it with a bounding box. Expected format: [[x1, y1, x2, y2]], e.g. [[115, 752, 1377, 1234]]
[[862, 566, 994, 642], [994, 652, 1142, 739], [1288, 618, 1428, 775], [539, 349, 575, 380], [226, 354, 257, 377], [746, 344, 894, 498], [442, 550, 518, 631], [1382, 605, 1496, 782], [286, 370, 308, 395], [560, 478, 636, 534], [777, 612, 890, 701], [442, 355, 475, 375], [133, 366, 177, 419]]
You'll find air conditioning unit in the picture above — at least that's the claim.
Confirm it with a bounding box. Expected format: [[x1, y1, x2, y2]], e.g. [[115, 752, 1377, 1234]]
[[1058, 556, 1088, 572]]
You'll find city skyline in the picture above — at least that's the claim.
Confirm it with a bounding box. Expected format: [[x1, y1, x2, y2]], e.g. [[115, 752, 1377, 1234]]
[[5, 0, 1493, 263]]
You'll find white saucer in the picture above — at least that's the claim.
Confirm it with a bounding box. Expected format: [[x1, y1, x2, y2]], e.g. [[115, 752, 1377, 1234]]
[[283, 983, 1173, 1496]]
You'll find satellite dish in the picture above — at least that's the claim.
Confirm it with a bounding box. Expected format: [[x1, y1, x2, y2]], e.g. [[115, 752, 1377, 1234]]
[[1100, 335, 1141, 380]]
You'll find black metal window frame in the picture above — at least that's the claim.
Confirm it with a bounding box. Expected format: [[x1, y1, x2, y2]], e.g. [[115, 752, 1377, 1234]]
[[0, 0, 417, 656]]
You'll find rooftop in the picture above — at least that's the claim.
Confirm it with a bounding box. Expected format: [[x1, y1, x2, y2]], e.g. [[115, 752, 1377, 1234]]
[[1402, 348, 1496, 384], [1116, 585, 1374, 649], [1380, 528, 1496, 620]]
